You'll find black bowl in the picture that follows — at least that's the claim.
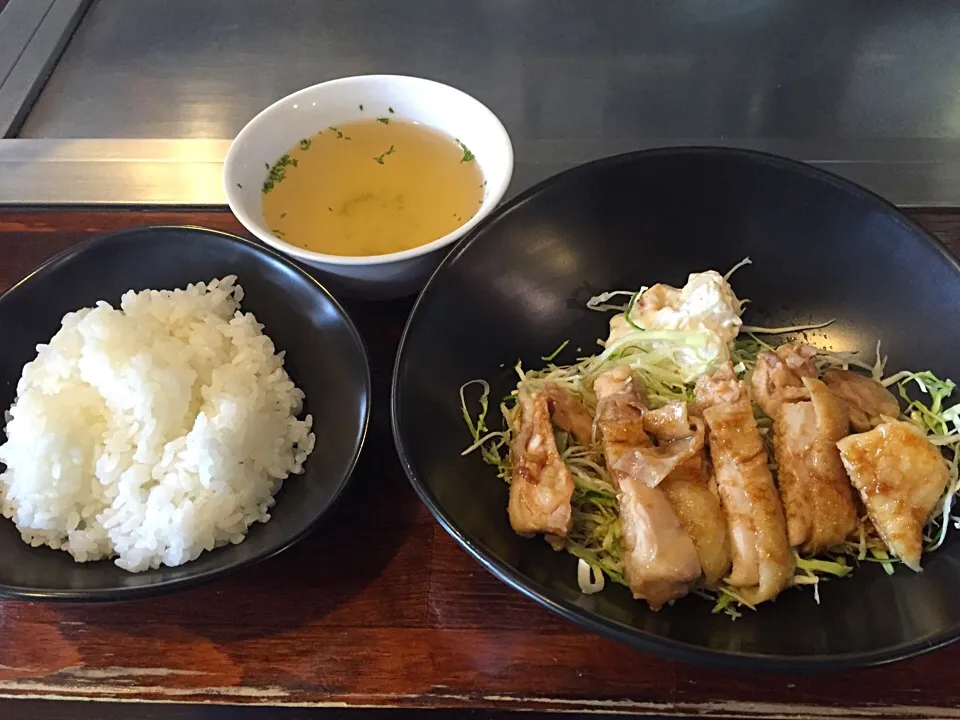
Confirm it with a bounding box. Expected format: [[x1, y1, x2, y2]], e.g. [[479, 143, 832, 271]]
[[0, 226, 370, 600], [392, 147, 960, 670]]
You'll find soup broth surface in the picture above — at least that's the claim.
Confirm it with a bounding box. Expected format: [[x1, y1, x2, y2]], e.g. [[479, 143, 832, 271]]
[[262, 118, 484, 256]]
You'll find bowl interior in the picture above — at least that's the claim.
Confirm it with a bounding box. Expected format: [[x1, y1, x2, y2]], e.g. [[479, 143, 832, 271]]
[[0, 227, 370, 599], [393, 148, 960, 668], [223, 75, 513, 265]]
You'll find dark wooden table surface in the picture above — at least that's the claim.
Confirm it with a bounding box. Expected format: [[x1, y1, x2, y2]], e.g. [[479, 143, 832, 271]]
[[0, 208, 959, 720]]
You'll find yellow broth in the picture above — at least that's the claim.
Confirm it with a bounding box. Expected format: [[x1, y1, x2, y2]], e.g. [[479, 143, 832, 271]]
[[261, 119, 485, 256]]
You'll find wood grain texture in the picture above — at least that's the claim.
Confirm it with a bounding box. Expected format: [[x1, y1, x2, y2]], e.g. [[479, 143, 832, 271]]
[[0, 209, 957, 718]]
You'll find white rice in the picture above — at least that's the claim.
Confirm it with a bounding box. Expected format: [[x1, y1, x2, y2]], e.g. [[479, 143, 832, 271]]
[[0, 276, 315, 572]]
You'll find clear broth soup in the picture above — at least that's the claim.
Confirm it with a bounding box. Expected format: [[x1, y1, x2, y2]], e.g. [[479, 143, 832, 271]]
[[261, 118, 485, 256]]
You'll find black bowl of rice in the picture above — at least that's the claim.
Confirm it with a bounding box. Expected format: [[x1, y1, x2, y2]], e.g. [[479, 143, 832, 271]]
[[0, 226, 370, 600]]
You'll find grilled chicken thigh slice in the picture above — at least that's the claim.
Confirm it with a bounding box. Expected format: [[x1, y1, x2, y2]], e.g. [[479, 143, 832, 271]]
[[774, 377, 858, 553], [644, 402, 732, 585], [837, 420, 949, 571], [508, 389, 575, 540], [696, 364, 794, 603], [751, 343, 818, 419], [594, 367, 701, 609], [823, 369, 900, 432]]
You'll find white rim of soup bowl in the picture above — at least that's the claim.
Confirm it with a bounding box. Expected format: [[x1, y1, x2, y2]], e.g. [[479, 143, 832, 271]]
[[223, 74, 514, 267]]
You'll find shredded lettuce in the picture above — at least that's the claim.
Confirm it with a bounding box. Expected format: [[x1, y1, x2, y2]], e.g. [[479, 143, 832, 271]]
[[459, 380, 511, 474], [723, 256, 753, 281], [704, 585, 752, 619], [795, 555, 854, 578], [585, 290, 638, 313], [741, 319, 836, 335], [541, 339, 570, 362], [577, 558, 605, 594]]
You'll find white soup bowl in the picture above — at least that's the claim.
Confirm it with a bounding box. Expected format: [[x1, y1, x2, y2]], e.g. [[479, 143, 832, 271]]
[[223, 75, 514, 300]]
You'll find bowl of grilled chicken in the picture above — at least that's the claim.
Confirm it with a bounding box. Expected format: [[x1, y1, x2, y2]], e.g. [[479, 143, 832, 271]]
[[392, 147, 960, 669]]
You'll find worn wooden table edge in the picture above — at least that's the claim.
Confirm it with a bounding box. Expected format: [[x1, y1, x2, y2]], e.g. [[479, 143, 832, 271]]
[[3, 694, 960, 720]]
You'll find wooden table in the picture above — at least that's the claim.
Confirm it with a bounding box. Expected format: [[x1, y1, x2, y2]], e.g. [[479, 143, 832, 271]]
[[0, 208, 959, 720]]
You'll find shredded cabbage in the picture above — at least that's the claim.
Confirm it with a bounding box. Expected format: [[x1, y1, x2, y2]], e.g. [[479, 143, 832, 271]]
[[577, 559, 606, 594]]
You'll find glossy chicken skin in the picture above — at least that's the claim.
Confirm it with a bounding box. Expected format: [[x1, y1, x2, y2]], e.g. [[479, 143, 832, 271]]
[[823, 369, 900, 432], [508, 389, 575, 539], [594, 367, 701, 609], [751, 343, 819, 418], [696, 363, 794, 604], [594, 375, 704, 489], [837, 420, 950, 571], [642, 401, 697, 441], [644, 402, 732, 585], [774, 377, 858, 554], [538, 384, 595, 446]]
